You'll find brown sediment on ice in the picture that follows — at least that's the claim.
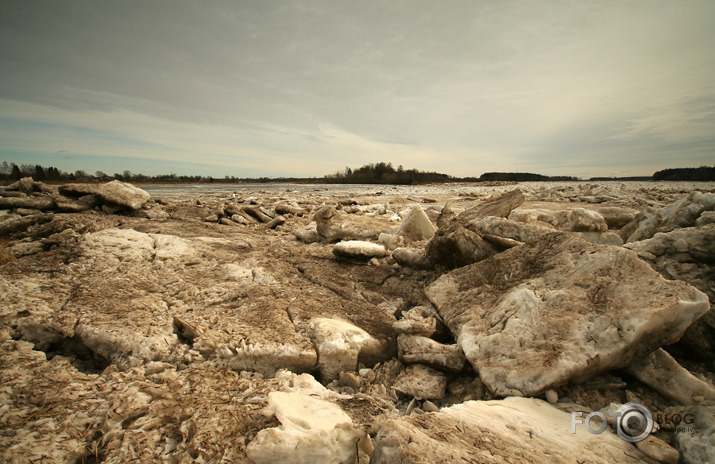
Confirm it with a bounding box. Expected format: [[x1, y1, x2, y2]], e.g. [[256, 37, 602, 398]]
[[1, 178, 714, 463]]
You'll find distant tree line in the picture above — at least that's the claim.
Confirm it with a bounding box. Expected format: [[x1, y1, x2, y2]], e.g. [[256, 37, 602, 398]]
[[0, 162, 67, 182], [0, 161, 316, 184], [3, 160, 714, 185], [652, 166, 715, 181], [324, 162, 452, 184], [478, 172, 578, 182]]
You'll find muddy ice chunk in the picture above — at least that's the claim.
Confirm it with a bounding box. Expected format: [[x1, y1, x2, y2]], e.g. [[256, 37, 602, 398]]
[[307, 318, 385, 381], [620, 206, 659, 243], [675, 405, 715, 464], [625, 225, 715, 266], [1, 340, 344, 463], [0, 196, 55, 210], [596, 206, 637, 229], [204, 212, 220, 223], [545, 389, 558, 404], [60, 180, 150, 210], [0, 341, 106, 463], [9, 241, 45, 257], [219, 217, 240, 226], [657, 191, 711, 232], [198, 332, 317, 376], [55, 194, 95, 213], [242, 205, 273, 223], [696, 210, 715, 226], [458, 188, 525, 222], [203, 329, 315, 373], [425, 233, 710, 397], [402, 304, 440, 320], [339, 371, 362, 390], [246, 392, 364, 464], [74, 318, 178, 369], [510, 208, 608, 232], [636, 436, 680, 464], [392, 364, 446, 400], [0, 192, 26, 202], [83, 228, 156, 261], [562, 208, 608, 232], [573, 231, 624, 246], [392, 247, 433, 269], [371, 397, 651, 463], [231, 213, 251, 225], [435, 202, 456, 227], [8, 278, 79, 347], [508, 208, 557, 226], [625, 349, 715, 405], [426, 220, 497, 268], [216, 201, 236, 217], [378, 232, 404, 250], [625, 225, 715, 358], [141, 205, 171, 220], [469, 216, 553, 244], [75, 194, 99, 209], [5, 177, 51, 194], [224, 263, 254, 281], [396, 205, 436, 241], [364, 202, 391, 216], [275, 202, 307, 216], [273, 370, 329, 396], [216, 201, 247, 222], [332, 240, 387, 260], [151, 234, 197, 261], [621, 191, 714, 243], [480, 233, 524, 249], [393, 307, 438, 337], [80, 230, 315, 372], [377, 301, 401, 317], [264, 215, 286, 229], [83, 228, 197, 262], [313, 205, 393, 242], [397, 334, 465, 372], [293, 224, 320, 243]]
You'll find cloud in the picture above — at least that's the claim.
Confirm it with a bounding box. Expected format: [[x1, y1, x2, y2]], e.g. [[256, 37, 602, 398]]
[[0, 1, 713, 177], [0, 98, 453, 177], [612, 94, 715, 143]]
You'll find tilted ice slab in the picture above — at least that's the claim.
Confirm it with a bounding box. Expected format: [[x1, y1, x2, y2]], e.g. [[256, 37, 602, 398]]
[[246, 391, 364, 464], [372, 397, 652, 463], [625, 348, 715, 405], [396, 204, 436, 241], [426, 233, 709, 397], [207, 338, 318, 376], [59, 180, 151, 210]]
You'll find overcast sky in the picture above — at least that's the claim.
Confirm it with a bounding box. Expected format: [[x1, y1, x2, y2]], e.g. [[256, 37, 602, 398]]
[[1, 1, 713, 179]]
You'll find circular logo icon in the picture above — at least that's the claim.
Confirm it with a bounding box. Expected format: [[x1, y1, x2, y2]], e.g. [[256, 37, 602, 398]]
[[615, 402, 653, 443]]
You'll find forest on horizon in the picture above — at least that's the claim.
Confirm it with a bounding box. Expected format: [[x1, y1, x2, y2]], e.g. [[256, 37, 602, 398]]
[[1, 161, 713, 185]]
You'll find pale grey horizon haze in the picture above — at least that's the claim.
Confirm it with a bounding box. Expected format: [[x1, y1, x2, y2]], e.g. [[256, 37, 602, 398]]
[[1, 1, 713, 179]]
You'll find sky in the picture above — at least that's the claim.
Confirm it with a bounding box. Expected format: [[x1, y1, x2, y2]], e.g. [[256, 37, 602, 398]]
[[1, 1, 713, 179]]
